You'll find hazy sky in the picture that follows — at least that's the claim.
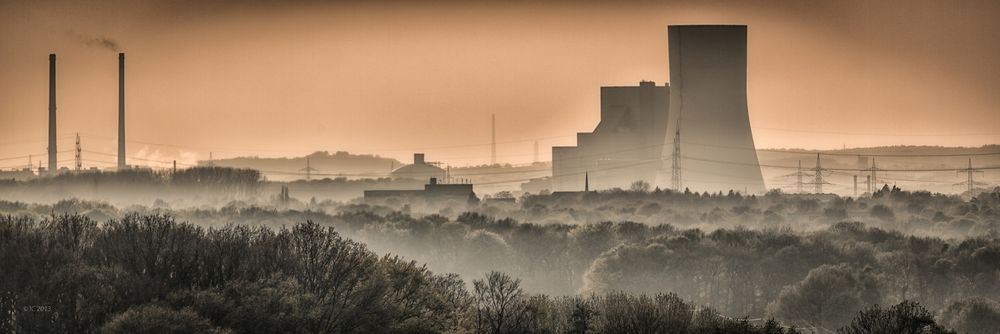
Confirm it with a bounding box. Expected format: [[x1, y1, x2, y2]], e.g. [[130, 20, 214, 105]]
[[2, 0, 999, 168]]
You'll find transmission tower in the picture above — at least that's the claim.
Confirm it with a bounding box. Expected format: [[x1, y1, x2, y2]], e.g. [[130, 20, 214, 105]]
[[955, 158, 986, 194], [299, 158, 318, 181], [777, 160, 811, 193], [810, 153, 831, 194], [74, 133, 82, 171], [671, 127, 682, 191], [867, 157, 882, 194]]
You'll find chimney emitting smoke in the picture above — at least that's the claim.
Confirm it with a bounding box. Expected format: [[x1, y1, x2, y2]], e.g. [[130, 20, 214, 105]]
[[118, 52, 126, 169], [48, 54, 57, 174], [491, 114, 496, 165]]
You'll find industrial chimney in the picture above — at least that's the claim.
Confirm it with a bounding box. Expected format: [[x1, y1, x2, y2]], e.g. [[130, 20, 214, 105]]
[[48, 54, 57, 174], [117, 52, 126, 169]]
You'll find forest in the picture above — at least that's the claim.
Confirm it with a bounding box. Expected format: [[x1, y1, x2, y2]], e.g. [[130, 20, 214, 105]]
[[1, 168, 999, 332], [3, 214, 992, 333], [0, 188, 998, 332]]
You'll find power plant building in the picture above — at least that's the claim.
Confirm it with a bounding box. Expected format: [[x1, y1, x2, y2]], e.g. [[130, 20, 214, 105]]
[[552, 81, 670, 191], [364, 177, 478, 204], [552, 25, 766, 193], [390, 153, 446, 181]]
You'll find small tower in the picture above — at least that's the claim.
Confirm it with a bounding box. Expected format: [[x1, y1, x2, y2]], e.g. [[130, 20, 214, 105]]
[[299, 158, 318, 181], [74, 133, 82, 171]]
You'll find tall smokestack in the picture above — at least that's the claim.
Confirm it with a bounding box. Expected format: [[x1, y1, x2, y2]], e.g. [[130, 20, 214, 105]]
[[48, 54, 57, 174], [118, 52, 126, 169], [490, 114, 496, 165]]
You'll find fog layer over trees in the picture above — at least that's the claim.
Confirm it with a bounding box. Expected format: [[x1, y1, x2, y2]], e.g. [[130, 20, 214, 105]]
[[1, 168, 999, 332]]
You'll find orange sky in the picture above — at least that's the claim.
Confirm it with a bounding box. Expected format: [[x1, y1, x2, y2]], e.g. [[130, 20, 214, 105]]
[[2, 0, 999, 168]]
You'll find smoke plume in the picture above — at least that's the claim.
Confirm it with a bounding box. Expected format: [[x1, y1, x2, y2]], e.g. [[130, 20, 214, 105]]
[[68, 31, 122, 52], [85, 36, 121, 52]]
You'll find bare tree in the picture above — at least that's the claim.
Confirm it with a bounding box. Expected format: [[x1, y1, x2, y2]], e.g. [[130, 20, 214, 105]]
[[473, 271, 526, 334]]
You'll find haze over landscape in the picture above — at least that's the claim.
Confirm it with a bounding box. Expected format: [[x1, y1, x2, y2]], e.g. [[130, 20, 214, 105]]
[[3, 1, 1000, 333], [2, 0, 999, 167]]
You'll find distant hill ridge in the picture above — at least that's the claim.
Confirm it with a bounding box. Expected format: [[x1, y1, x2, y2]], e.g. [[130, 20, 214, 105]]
[[202, 151, 402, 178], [762, 144, 1000, 155]]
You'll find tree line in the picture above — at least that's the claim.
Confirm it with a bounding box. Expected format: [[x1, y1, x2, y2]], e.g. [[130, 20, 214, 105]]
[[0, 167, 265, 206], [0, 186, 998, 332], [5, 214, 993, 333]]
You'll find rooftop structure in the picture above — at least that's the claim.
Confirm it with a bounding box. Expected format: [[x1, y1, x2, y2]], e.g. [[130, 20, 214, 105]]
[[552, 81, 670, 191], [364, 177, 478, 204], [390, 153, 446, 181]]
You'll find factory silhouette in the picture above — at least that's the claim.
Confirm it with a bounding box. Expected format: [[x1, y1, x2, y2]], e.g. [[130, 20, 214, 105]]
[[43, 52, 128, 174], [554, 25, 764, 193], [365, 25, 767, 200], [34, 25, 787, 199]]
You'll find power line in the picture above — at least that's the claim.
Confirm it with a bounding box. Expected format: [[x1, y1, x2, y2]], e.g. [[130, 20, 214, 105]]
[[31, 137, 994, 191], [81, 144, 1000, 177], [753, 126, 1000, 137], [956, 158, 987, 194], [810, 153, 831, 193], [64, 132, 1000, 168], [683, 140, 1000, 157], [298, 158, 318, 181], [671, 126, 682, 191], [0, 134, 76, 148], [75, 133, 82, 171], [680, 154, 1000, 172], [73, 132, 575, 156], [0, 153, 46, 161], [12, 153, 994, 194]]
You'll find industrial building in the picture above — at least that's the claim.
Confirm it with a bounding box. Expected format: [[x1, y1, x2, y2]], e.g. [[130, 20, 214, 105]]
[[552, 81, 670, 190], [552, 25, 766, 193], [363, 177, 478, 204], [390, 153, 446, 181], [0, 168, 36, 182]]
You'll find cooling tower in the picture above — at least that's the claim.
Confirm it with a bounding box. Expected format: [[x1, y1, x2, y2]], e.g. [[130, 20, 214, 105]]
[[118, 53, 126, 170], [664, 25, 766, 193], [48, 54, 57, 174]]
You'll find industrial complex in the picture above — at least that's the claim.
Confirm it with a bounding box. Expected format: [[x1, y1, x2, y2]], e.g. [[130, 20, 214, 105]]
[[26, 52, 129, 177], [8, 24, 986, 199], [552, 25, 766, 193]]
